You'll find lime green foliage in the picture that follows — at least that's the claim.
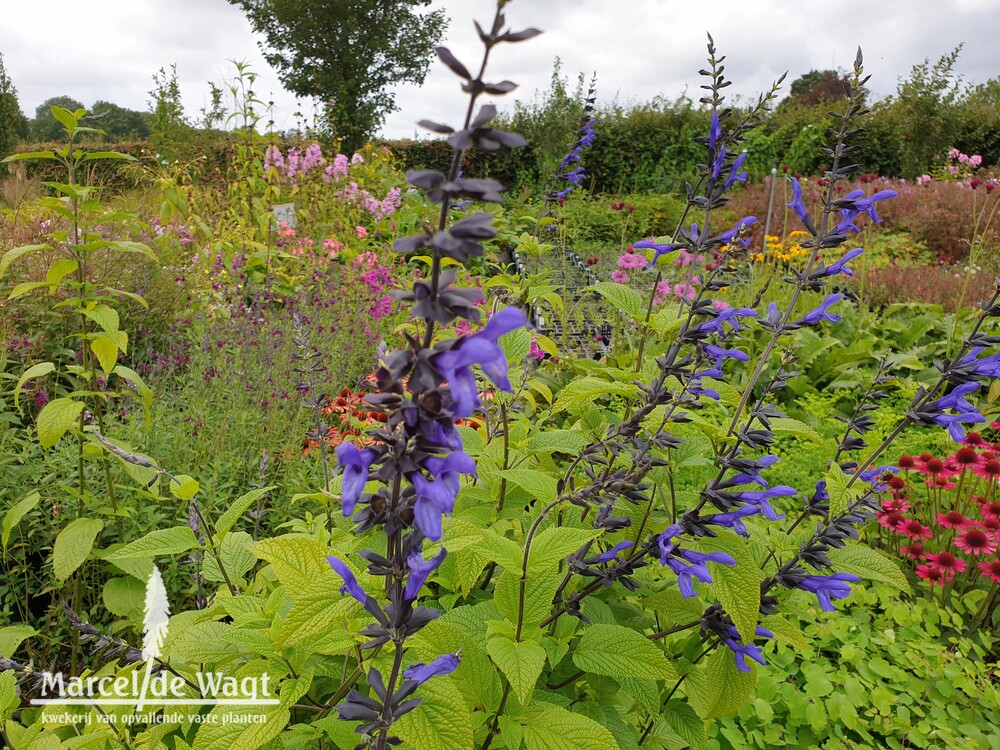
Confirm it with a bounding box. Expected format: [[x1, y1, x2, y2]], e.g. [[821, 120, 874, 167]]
[[714, 584, 1000, 749]]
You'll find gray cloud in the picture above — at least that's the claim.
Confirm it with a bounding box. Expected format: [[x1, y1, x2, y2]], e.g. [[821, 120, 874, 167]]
[[1, 0, 996, 139]]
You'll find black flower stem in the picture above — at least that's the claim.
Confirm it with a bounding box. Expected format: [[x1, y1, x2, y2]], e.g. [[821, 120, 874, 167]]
[[647, 619, 700, 641], [497, 401, 510, 512], [480, 683, 511, 750], [637, 641, 716, 746], [374, 641, 406, 750]]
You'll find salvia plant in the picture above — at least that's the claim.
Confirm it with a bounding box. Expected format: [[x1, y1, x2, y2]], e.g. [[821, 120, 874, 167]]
[[5, 5, 1000, 750]]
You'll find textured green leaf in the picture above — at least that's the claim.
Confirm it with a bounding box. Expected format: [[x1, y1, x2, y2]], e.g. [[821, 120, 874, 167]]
[[828, 544, 911, 593], [90, 334, 119, 375], [700, 531, 761, 642], [486, 634, 546, 705], [552, 377, 637, 413], [824, 464, 854, 520], [0, 670, 18, 720], [521, 703, 619, 750], [573, 624, 678, 681], [499, 327, 532, 364], [494, 570, 560, 628], [588, 281, 647, 319], [37, 398, 84, 449], [103, 526, 198, 561], [0, 244, 47, 278], [528, 527, 600, 572], [169, 475, 200, 501], [760, 614, 809, 649], [45, 259, 78, 286], [112, 365, 153, 426], [216, 487, 274, 538], [53, 518, 104, 581], [661, 700, 707, 750], [526, 430, 590, 455], [395, 677, 473, 750], [770, 417, 824, 443], [13, 362, 55, 409], [102, 577, 145, 618], [0, 626, 38, 657], [83, 304, 119, 334], [500, 467, 557, 503], [3, 491, 40, 553], [686, 647, 757, 719]]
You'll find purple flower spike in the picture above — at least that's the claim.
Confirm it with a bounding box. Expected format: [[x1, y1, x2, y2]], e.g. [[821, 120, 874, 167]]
[[403, 653, 461, 685], [592, 540, 634, 564], [336, 443, 378, 515], [328, 556, 367, 605], [404, 547, 448, 601], [824, 248, 863, 277], [716, 216, 758, 248], [634, 238, 676, 268], [723, 151, 748, 189], [705, 505, 762, 538], [795, 572, 860, 612], [412, 451, 476, 540], [786, 177, 810, 225], [797, 294, 843, 326], [708, 110, 721, 151]]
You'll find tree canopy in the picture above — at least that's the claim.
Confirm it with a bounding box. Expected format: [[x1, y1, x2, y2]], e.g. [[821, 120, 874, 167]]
[[228, 0, 447, 151], [0, 54, 28, 156], [30, 95, 85, 141]]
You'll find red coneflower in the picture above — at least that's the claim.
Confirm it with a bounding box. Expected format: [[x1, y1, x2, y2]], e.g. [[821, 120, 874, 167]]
[[977, 558, 1000, 584], [919, 452, 934, 463], [898, 455, 916, 470], [926, 476, 957, 490], [877, 511, 905, 531], [936, 511, 972, 529], [888, 476, 907, 491], [964, 432, 986, 446], [926, 551, 966, 573], [954, 527, 999, 556], [953, 447, 980, 466], [915, 562, 953, 587], [924, 458, 946, 475], [882, 497, 911, 513], [981, 501, 1000, 521], [978, 517, 1000, 539], [900, 542, 927, 560], [900, 519, 933, 540], [974, 458, 1000, 480]]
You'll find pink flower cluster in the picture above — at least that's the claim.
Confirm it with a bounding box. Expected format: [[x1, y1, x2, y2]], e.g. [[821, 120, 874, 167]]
[[264, 143, 325, 183], [340, 182, 403, 221]]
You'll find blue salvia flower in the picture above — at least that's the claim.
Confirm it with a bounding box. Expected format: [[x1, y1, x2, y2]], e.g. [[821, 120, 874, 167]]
[[958, 347, 1000, 378], [715, 216, 757, 248], [412, 452, 477, 541], [859, 465, 897, 491], [402, 653, 461, 685], [588, 540, 635, 564], [711, 143, 728, 181], [708, 110, 721, 151], [404, 547, 448, 601], [634, 238, 676, 268], [564, 167, 586, 186], [734, 486, 796, 521], [656, 525, 736, 597], [794, 572, 861, 611], [328, 556, 368, 605], [718, 454, 780, 488], [929, 382, 985, 440], [720, 625, 773, 672], [787, 177, 810, 225], [795, 294, 843, 326], [698, 306, 758, 335], [336, 443, 378, 515], [723, 151, 748, 190], [704, 344, 750, 376], [704, 505, 762, 537], [823, 248, 863, 277], [834, 189, 897, 233]]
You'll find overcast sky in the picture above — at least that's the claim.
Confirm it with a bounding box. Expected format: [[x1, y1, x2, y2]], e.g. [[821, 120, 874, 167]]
[[1, 0, 997, 140]]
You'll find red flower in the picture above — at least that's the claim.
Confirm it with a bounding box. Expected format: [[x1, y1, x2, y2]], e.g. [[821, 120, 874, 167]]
[[888, 476, 907, 490], [953, 446, 979, 466], [985, 181, 996, 194], [978, 558, 1000, 584], [926, 551, 966, 573], [877, 511, 906, 531], [936, 511, 972, 529], [900, 542, 927, 560], [882, 497, 911, 513], [978, 517, 1000, 539], [900, 519, 933, 540], [919, 452, 934, 463], [964, 431, 986, 446], [970, 177, 983, 190], [973, 458, 1000, 480], [954, 527, 998, 556], [924, 458, 945, 475], [898, 454, 916, 469], [915, 563, 953, 587]]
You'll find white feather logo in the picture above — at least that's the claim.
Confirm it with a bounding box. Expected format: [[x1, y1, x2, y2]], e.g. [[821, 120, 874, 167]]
[[141, 565, 170, 661]]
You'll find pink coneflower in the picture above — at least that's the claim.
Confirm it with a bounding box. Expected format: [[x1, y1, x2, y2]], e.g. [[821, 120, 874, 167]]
[[922, 457, 946, 476], [978, 517, 1000, 539], [954, 527, 998, 556], [611, 270, 630, 284], [977, 558, 1000, 584], [915, 563, 953, 587], [953, 447, 980, 466], [980, 501, 1000, 521], [877, 511, 905, 531], [973, 458, 1000, 480], [926, 476, 957, 490], [936, 511, 972, 529], [898, 455, 916, 470], [900, 542, 927, 560], [888, 476, 907, 491], [926, 552, 966, 574], [900, 519, 933, 540], [882, 497, 911, 513], [964, 432, 986, 447]]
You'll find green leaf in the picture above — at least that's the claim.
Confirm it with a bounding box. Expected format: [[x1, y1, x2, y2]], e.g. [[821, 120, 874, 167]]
[[8, 281, 53, 299], [587, 281, 647, 319], [3, 491, 40, 553], [37, 398, 84, 449], [770, 418, 824, 443], [500, 467, 557, 503], [494, 570, 560, 628], [106, 240, 157, 261], [53, 518, 104, 582], [191, 704, 290, 750], [45, 259, 78, 286], [825, 464, 853, 519], [760, 614, 808, 649], [828, 544, 911, 593], [552, 377, 637, 413], [81, 151, 136, 162], [573, 624, 678, 681], [394, 677, 473, 750], [51, 106, 78, 133], [526, 430, 590, 455], [169, 475, 200, 501], [486, 634, 546, 705], [499, 327, 532, 364], [102, 577, 146, 618], [686, 647, 757, 719], [216, 487, 275, 538], [521, 703, 619, 750], [700, 531, 761, 642], [661, 700, 707, 750], [83, 305, 120, 334], [90, 334, 119, 375], [0, 671, 18, 721], [103, 526, 198, 562], [203, 531, 256, 584], [0, 625, 38, 657], [528, 527, 600, 572], [1, 151, 57, 163], [13, 362, 55, 409], [0, 244, 48, 278], [112, 365, 153, 426]]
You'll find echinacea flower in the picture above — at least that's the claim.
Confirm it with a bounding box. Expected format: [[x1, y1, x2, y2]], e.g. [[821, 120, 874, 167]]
[[877, 511, 905, 531], [954, 527, 998, 556], [899, 519, 932, 540], [936, 511, 972, 529], [926, 551, 966, 574], [977, 557, 1000, 584], [900, 542, 926, 560], [915, 562, 953, 587]]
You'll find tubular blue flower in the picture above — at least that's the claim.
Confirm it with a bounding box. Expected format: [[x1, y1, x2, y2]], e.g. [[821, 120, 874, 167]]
[[433, 307, 528, 418], [708, 110, 721, 151], [578, 118, 596, 148], [722, 455, 780, 488], [554, 187, 572, 200], [656, 526, 735, 597], [930, 383, 985, 440], [592, 540, 635, 564], [328, 556, 367, 605], [959, 347, 1000, 378], [564, 167, 586, 186], [404, 547, 448, 601], [795, 572, 860, 612], [720, 625, 773, 672], [403, 653, 461, 685], [716, 216, 758, 248], [559, 146, 583, 171], [704, 505, 762, 537], [336, 443, 377, 515], [836, 189, 897, 233], [855, 190, 897, 222], [859, 465, 898, 490], [705, 344, 750, 374], [634, 238, 676, 267], [711, 144, 728, 181], [677, 548, 736, 566], [824, 248, 863, 277], [412, 452, 477, 541], [723, 151, 748, 189], [787, 177, 810, 224], [796, 294, 842, 326], [735, 486, 796, 521], [698, 306, 758, 335]]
